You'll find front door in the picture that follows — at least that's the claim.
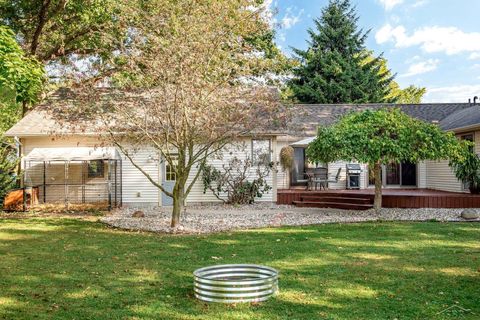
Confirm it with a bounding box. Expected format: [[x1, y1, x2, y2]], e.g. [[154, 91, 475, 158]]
[[161, 155, 177, 206]]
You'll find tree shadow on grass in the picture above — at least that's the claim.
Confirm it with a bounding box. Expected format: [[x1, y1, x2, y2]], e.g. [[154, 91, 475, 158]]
[[0, 219, 478, 319]]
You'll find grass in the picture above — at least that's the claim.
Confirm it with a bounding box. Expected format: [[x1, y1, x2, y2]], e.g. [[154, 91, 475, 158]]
[[0, 218, 478, 319]]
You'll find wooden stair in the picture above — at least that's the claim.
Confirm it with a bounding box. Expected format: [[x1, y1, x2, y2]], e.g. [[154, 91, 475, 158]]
[[293, 192, 374, 210]]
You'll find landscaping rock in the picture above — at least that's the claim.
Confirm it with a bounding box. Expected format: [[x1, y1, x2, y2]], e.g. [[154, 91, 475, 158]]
[[461, 209, 479, 220], [132, 210, 145, 218], [102, 205, 475, 235]]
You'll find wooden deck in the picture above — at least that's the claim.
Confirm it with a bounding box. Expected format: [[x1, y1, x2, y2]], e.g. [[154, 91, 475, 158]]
[[277, 188, 480, 209]]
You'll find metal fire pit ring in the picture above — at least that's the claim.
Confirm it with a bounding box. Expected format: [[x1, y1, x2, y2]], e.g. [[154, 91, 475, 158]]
[[193, 264, 279, 303]]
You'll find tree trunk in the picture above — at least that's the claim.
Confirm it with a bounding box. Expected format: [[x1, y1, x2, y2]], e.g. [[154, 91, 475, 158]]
[[171, 182, 185, 228], [373, 162, 382, 213]]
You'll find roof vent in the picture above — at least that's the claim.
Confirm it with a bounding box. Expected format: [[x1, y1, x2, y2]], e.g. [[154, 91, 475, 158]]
[[474, 96, 478, 106]]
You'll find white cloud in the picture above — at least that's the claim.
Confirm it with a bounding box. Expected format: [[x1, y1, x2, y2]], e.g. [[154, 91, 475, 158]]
[[401, 59, 439, 77], [260, 0, 277, 25], [281, 7, 304, 29], [378, 0, 404, 11], [389, 14, 401, 24], [405, 55, 421, 63], [469, 52, 480, 60], [412, 0, 429, 8], [375, 24, 480, 55], [424, 84, 480, 103]]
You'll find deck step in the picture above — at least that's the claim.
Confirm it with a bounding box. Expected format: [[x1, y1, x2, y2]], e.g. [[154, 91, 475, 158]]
[[300, 196, 372, 204], [293, 201, 373, 210]]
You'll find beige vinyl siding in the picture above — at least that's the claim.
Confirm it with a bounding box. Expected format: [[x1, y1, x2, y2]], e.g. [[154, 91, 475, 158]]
[[328, 161, 367, 189], [22, 135, 278, 206], [475, 131, 480, 153], [426, 160, 463, 192], [425, 130, 480, 193], [185, 137, 276, 203], [417, 161, 427, 188], [120, 147, 159, 205], [327, 161, 347, 189]]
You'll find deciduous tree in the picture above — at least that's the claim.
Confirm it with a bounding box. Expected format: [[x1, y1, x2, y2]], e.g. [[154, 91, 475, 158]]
[[60, 0, 286, 227], [0, 0, 126, 62], [306, 108, 464, 211], [0, 25, 44, 202]]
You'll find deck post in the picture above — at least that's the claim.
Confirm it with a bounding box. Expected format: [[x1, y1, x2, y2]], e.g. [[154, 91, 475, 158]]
[[43, 161, 46, 203], [64, 161, 69, 209], [108, 160, 112, 211], [114, 160, 117, 207], [82, 161, 85, 204]]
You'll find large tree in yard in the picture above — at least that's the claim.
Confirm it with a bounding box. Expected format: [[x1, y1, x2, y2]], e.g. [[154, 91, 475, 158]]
[[0, 25, 44, 202], [289, 0, 395, 104], [0, 0, 126, 61], [0, 0, 133, 87], [60, 0, 286, 227], [306, 108, 465, 211]]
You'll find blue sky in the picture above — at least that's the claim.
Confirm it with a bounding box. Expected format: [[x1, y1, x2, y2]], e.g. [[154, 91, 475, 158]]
[[268, 0, 480, 102]]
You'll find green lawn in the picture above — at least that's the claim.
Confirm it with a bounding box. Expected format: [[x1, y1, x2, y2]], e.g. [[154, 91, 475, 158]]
[[0, 218, 478, 320]]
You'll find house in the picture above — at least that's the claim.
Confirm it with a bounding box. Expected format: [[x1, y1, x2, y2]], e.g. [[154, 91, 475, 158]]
[[4, 88, 479, 209], [277, 103, 478, 193]]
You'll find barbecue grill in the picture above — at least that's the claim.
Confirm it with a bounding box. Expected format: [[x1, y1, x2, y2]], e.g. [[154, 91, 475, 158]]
[[346, 164, 362, 189]]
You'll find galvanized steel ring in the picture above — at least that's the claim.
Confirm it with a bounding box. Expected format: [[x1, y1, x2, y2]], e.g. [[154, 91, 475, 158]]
[[193, 264, 279, 303]]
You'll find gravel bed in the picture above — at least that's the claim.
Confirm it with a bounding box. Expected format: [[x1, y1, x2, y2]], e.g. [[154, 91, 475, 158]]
[[101, 204, 480, 234]]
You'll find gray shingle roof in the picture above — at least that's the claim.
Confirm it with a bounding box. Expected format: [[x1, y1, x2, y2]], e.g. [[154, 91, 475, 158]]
[[5, 87, 472, 137], [287, 103, 472, 136], [439, 105, 480, 132]]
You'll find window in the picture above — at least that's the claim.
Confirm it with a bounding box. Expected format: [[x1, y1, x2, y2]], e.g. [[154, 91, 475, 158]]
[[88, 160, 104, 178], [165, 155, 178, 181], [252, 139, 271, 164], [460, 133, 474, 151]]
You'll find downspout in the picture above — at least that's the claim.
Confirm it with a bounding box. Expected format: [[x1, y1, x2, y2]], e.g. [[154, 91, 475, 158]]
[[14, 137, 23, 187]]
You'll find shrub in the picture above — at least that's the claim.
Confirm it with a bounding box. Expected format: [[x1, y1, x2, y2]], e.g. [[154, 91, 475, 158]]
[[450, 147, 480, 194], [202, 157, 273, 204]]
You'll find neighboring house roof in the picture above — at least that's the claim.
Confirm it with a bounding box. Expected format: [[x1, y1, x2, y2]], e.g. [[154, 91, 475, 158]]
[[287, 103, 472, 137], [440, 105, 480, 132]]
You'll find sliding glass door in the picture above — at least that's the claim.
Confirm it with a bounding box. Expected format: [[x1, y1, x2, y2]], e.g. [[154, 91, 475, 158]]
[[386, 163, 400, 185], [369, 162, 417, 187]]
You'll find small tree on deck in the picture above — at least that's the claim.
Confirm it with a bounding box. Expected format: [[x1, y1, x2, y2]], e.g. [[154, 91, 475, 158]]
[[306, 108, 465, 211]]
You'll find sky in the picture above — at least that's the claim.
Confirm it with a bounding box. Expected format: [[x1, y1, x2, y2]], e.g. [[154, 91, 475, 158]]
[[268, 0, 480, 103]]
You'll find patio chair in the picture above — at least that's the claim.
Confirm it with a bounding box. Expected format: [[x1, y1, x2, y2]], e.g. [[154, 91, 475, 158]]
[[303, 168, 315, 190], [325, 168, 342, 188], [312, 167, 328, 190]]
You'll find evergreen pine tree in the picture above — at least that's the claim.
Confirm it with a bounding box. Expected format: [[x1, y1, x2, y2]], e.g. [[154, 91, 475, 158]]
[[289, 0, 396, 104]]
